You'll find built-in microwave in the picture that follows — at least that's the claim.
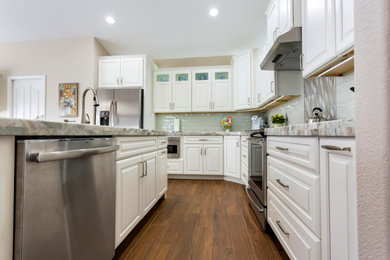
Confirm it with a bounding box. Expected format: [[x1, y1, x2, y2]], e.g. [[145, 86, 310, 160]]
[[167, 137, 180, 159]]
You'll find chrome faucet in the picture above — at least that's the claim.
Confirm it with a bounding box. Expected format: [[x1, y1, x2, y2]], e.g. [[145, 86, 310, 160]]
[[81, 87, 100, 124]]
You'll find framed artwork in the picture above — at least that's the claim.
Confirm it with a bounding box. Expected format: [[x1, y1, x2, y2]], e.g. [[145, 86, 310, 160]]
[[59, 83, 78, 117]]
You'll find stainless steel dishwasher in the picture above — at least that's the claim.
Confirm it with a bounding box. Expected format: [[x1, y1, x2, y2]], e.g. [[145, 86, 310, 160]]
[[14, 138, 119, 260]]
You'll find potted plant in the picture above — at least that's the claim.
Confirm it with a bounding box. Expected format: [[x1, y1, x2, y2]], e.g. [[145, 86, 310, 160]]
[[271, 113, 286, 127]]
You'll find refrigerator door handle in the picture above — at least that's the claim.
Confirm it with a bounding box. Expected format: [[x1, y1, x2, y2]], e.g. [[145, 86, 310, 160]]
[[109, 101, 114, 126], [114, 100, 118, 126]]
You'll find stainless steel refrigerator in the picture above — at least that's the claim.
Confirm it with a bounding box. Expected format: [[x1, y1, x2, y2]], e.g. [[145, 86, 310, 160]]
[[97, 88, 144, 128]]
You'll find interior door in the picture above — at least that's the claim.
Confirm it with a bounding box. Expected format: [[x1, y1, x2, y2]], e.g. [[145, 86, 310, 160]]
[[184, 145, 203, 174], [121, 58, 144, 87], [203, 145, 223, 175], [142, 152, 157, 214], [99, 58, 121, 88], [115, 156, 142, 247], [10, 76, 45, 120]]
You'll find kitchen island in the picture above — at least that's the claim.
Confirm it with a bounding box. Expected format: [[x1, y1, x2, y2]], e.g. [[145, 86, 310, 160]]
[[0, 118, 167, 260]]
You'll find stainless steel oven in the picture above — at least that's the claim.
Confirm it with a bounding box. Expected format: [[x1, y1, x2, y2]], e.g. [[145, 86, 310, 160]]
[[246, 136, 268, 230], [167, 137, 180, 159]]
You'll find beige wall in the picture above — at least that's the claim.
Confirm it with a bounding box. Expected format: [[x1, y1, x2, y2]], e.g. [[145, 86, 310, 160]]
[[355, 1, 390, 259], [0, 37, 109, 122]]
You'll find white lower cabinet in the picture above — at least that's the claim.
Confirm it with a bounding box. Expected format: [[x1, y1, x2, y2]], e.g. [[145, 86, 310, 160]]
[[320, 138, 357, 260], [224, 136, 241, 178], [115, 155, 143, 247], [267, 136, 357, 260], [156, 149, 168, 197], [268, 189, 321, 260], [183, 137, 224, 175], [115, 137, 167, 248]]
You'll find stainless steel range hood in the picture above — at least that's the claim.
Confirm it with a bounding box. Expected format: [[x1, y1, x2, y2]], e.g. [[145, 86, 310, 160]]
[[260, 27, 302, 71]]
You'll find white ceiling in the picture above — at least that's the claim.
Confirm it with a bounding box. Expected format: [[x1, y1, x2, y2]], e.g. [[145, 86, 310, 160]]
[[0, 0, 268, 59]]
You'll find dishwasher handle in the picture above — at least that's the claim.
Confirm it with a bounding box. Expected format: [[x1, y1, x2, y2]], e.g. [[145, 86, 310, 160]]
[[29, 145, 120, 163]]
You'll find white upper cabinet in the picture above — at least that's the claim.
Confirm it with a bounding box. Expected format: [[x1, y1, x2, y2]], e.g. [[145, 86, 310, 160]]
[[153, 71, 192, 113], [172, 71, 192, 112], [99, 59, 121, 88], [302, 0, 354, 77], [99, 56, 144, 88], [153, 71, 172, 113], [266, 0, 280, 51], [302, 0, 336, 77], [254, 46, 276, 108], [234, 53, 252, 110], [211, 69, 232, 111], [335, 0, 354, 54], [265, 0, 302, 53], [192, 70, 212, 112], [120, 58, 144, 87]]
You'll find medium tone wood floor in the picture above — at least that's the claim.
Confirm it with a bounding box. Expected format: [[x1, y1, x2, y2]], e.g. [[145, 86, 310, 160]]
[[116, 180, 288, 260]]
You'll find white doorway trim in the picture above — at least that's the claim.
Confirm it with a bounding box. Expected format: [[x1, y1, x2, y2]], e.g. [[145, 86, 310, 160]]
[[7, 75, 46, 119]]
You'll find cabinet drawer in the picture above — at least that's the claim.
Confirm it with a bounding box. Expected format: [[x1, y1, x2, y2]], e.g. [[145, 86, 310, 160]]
[[268, 189, 321, 260], [267, 156, 320, 236], [116, 137, 157, 160], [184, 136, 223, 144], [157, 137, 168, 149], [167, 159, 184, 174], [267, 137, 319, 172]]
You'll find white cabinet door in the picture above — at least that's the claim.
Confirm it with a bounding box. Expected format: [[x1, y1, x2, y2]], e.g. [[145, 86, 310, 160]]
[[156, 149, 168, 198], [320, 138, 357, 260], [335, 0, 354, 54], [302, 0, 336, 77], [224, 137, 241, 178], [192, 71, 212, 112], [99, 58, 121, 88], [278, 0, 293, 35], [234, 53, 252, 110], [142, 152, 157, 214], [172, 71, 192, 112], [184, 145, 203, 174], [203, 145, 224, 175], [266, 0, 279, 49], [212, 70, 232, 111], [153, 72, 172, 113], [254, 47, 276, 107], [120, 58, 144, 87], [115, 156, 142, 247]]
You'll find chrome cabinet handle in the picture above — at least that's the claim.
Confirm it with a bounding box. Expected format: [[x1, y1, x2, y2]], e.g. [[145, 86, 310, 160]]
[[276, 179, 289, 189], [299, 54, 304, 71], [160, 150, 167, 154], [276, 146, 288, 151], [200, 148, 203, 156], [276, 220, 289, 238], [275, 27, 279, 39], [270, 81, 275, 92], [198, 139, 209, 141], [121, 77, 123, 85], [242, 154, 247, 158], [29, 145, 120, 163], [116, 78, 119, 85], [172, 102, 175, 110], [139, 162, 144, 178], [321, 145, 351, 152], [204, 148, 207, 156], [143, 161, 148, 176]]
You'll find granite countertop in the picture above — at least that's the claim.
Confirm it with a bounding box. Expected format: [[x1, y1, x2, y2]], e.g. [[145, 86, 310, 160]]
[[0, 118, 166, 136], [264, 119, 355, 137]]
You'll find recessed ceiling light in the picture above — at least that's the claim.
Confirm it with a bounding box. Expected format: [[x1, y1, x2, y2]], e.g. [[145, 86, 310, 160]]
[[105, 16, 116, 24], [209, 8, 219, 17]]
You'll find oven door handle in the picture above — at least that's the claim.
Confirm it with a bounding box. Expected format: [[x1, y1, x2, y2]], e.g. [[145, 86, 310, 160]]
[[245, 186, 264, 213]]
